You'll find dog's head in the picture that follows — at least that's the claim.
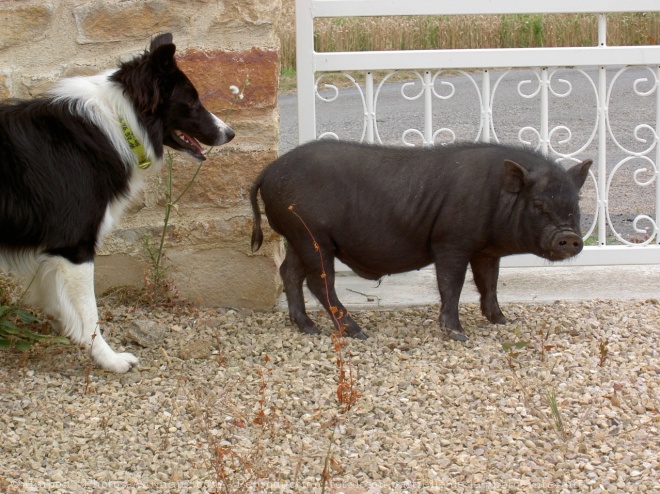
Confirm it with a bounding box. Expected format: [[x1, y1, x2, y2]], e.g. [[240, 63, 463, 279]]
[[112, 33, 234, 161]]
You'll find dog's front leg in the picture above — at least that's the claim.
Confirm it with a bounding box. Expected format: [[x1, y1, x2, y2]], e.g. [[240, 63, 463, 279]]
[[38, 257, 138, 373]]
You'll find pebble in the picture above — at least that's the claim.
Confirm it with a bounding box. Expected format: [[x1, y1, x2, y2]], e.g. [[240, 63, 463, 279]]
[[0, 299, 658, 492]]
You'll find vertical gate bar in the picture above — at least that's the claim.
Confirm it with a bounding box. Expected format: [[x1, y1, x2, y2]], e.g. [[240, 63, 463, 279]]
[[481, 69, 491, 142], [424, 71, 433, 145], [540, 67, 549, 155], [365, 71, 374, 143], [296, 0, 317, 144], [598, 14, 607, 47], [597, 14, 608, 246], [597, 66, 608, 247]]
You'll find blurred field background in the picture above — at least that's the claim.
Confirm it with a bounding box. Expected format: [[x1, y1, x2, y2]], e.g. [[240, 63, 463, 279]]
[[278, 0, 659, 83]]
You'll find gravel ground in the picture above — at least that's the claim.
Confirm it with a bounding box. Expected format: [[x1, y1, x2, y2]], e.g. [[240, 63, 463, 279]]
[[1, 296, 658, 494]]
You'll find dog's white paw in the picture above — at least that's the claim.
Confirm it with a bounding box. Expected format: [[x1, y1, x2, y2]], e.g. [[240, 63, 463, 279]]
[[94, 350, 138, 373]]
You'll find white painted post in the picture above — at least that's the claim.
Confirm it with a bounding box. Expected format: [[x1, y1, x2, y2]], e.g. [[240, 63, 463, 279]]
[[296, 0, 317, 143], [540, 67, 549, 155], [365, 71, 375, 143], [424, 71, 433, 145], [597, 14, 608, 247], [481, 69, 491, 142]]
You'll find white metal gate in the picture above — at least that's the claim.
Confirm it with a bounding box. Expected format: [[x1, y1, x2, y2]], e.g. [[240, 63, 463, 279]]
[[294, 0, 660, 267]]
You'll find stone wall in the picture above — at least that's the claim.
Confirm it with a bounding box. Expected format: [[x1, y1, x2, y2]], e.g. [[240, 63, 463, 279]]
[[0, 0, 283, 309]]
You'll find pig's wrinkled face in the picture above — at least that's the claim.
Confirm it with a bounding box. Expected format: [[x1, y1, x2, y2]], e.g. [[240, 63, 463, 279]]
[[505, 158, 593, 262], [532, 187, 584, 261]]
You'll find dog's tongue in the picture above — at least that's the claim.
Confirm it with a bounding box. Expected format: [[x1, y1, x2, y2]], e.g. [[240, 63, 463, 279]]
[[180, 131, 204, 155]]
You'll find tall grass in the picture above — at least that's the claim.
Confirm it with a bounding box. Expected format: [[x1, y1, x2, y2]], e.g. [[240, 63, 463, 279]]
[[278, 1, 659, 73]]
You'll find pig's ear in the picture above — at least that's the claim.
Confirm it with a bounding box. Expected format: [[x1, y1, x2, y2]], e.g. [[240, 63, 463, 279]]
[[568, 159, 593, 189], [503, 160, 528, 193]]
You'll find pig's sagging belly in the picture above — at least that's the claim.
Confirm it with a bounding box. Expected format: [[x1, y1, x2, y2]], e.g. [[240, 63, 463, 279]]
[[336, 245, 433, 280]]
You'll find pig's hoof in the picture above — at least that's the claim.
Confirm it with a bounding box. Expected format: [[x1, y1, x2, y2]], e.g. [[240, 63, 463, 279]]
[[343, 322, 368, 340], [486, 314, 507, 325], [300, 325, 322, 336], [348, 329, 368, 340], [449, 330, 468, 342]]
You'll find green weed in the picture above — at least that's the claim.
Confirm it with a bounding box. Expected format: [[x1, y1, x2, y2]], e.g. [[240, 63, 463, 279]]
[[546, 387, 569, 441], [0, 277, 69, 352], [139, 79, 248, 305], [501, 339, 529, 370]]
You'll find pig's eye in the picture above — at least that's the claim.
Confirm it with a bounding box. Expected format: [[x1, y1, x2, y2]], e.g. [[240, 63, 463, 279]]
[[533, 201, 547, 214]]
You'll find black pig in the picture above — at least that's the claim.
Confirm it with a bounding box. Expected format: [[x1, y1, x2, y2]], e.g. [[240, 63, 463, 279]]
[[250, 141, 592, 341]]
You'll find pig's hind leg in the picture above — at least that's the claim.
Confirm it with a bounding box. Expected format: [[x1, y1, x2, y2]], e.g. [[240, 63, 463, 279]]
[[302, 251, 368, 340], [470, 254, 507, 325], [280, 249, 322, 335]]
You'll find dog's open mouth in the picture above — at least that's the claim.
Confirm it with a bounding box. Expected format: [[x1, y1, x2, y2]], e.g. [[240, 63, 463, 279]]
[[172, 130, 207, 161]]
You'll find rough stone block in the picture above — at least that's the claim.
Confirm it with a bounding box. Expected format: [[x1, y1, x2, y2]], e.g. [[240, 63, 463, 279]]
[[177, 48, 279, 114], [166, 243, 283, 309], [221, 107, 280, 151], [220, 0, 282, 26], [210, 0, 283, 50], [95, 254, 147, 295], [0, 75, 9, 99], [167, 149, 278, 207], [0, 1, 53, 50], [74, 0, 186, 44], [211, 24, 280, 52]]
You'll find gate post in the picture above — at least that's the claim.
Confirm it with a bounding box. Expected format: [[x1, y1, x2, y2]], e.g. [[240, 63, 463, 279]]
[[296, 0, 317, 143]]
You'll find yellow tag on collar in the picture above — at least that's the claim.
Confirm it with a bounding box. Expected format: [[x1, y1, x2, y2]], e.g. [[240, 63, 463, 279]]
[[120, 118, 151, 169]]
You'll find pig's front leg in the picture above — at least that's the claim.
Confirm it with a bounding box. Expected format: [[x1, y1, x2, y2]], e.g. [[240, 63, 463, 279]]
[[470, 253, 507, 325], [434, 254, 470, 341]]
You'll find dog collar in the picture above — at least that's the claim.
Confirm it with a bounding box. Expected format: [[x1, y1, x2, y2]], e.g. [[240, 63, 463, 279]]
[[119, 118, 151, 169]]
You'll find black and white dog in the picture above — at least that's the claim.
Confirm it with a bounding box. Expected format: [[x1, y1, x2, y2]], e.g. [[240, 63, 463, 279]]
[[0, 33, 234, 372]]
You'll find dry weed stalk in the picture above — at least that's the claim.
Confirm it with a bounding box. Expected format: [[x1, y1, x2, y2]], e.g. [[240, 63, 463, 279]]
[[288, 205, 361, 492], [253, 354, 274, 427], [598, 337, 609, 367], [132, 80, 248, 309], [183, 348, 291, 493], [535, 322, 554, 363], [82, 330, 97, 395], [189, 382, 273, 494], [288, 205, 361, 412]]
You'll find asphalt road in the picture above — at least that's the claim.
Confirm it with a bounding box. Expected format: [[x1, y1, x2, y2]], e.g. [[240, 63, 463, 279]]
[[279, 66, 656, 156]]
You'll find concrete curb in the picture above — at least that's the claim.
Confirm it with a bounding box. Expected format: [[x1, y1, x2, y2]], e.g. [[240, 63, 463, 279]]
[[278, 264, 660, 310]]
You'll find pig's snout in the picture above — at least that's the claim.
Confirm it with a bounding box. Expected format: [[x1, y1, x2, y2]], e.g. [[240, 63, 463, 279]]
[[550, 230, 583, 259]]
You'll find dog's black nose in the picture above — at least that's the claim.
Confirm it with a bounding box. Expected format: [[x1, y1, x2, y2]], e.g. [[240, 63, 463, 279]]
[[225, 127, 235, 142]]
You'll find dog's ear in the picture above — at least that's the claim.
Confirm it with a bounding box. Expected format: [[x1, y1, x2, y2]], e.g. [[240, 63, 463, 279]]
[[150, 33, 176, 74], [150, 33, 174, 52]]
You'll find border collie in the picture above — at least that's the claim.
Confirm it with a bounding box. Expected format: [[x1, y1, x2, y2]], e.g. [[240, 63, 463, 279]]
[[0, 33, 234, 373]]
